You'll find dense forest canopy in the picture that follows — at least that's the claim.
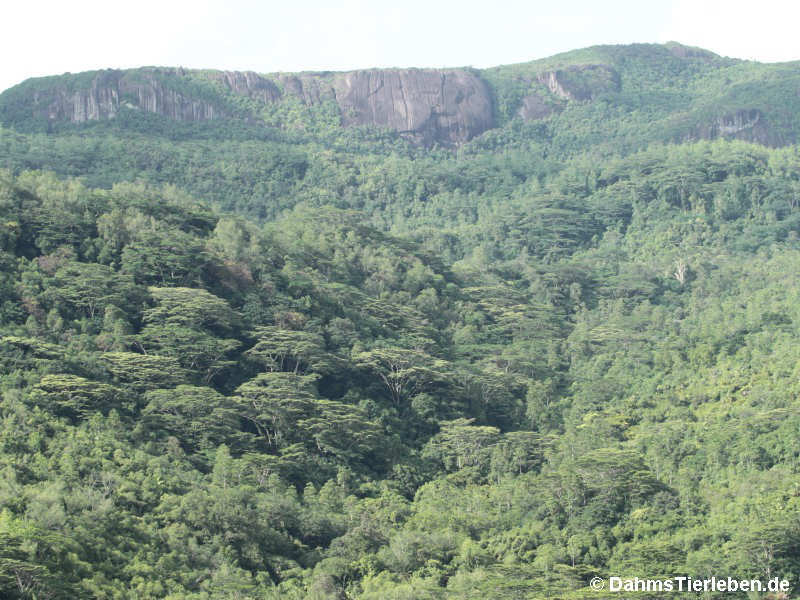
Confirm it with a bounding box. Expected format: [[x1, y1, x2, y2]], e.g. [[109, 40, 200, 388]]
[[1, 43, 800, 598]]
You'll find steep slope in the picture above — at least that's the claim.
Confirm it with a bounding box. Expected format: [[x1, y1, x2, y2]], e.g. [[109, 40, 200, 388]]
[[0, 66, 494, 146], [5, 41, 800, 600], [3, 140, 800, 598], [482, 42, 800, 147], [4, 42, 800, 151]]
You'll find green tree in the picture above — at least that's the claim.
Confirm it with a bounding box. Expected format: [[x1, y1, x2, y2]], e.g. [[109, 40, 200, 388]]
[[141, 385, 244, 455], [27, 374, 121, 421]]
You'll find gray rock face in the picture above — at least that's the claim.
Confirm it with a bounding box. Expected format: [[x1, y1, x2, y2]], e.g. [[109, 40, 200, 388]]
[[31, 69, 221, 124], [691, 109, 780, 145], [330, 69, 493, 145], [513, 64, 618, 122], [713, 109, 763, 136], [537, 65, 620, 101], [39, 71, 120, 122], [20, 66, 494, 145], [209, 71, 282, 103], [275, 74, 328, 106], [517, 93, 560, 121], [119, 75, 218, 121], [268, 69, 494, 144]]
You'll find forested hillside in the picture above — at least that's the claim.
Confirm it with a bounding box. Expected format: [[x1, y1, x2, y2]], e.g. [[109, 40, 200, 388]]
[[1, 44, 800, 599]]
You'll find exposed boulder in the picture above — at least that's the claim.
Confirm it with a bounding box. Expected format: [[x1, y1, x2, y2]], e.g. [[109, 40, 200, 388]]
[[517, 92, 561, 121], [691, 109, 781, 145], [329, 69, 493, 145], [537, 65, 620, 101]]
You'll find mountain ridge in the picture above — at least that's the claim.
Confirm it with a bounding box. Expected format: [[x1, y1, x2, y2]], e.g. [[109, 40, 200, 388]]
[[5, 40, 800, 598], [4, 42, 800, 148]]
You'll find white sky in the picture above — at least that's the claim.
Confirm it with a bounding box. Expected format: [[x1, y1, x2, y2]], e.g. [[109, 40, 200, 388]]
[[3, 0, 800, 93]]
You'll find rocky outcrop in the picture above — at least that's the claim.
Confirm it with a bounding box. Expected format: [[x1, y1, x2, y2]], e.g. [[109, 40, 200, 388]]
[[7, 43, 800, 151], [16, 67, 494, 145], [330, 70, 493, 145], [517, 92, 560, 121], [29, 69, 221, 124], [691, 109, 780, 145], [275, 74, 329, 106], [38, 71, 121, 122], [538, 71, 574, 101], [119, 74, 219, 121], [264, 69, 493, 144], [513, 64, 617, 122], [714, 109, 762, 136], [537, 65, 620, 101], [208, 71, 281, 103]]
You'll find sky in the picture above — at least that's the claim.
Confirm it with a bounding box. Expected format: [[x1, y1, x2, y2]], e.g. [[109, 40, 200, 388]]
[[3, 0, 800, 93]]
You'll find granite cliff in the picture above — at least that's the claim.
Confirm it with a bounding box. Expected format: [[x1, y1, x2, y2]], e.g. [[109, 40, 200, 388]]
[[536, 65, 621, 102], [7, 67, 493, 146], [331, 70, 492, 145], [2, 43, 798, 148], [29, 69, 221, 123], [689, 108, 780, 146]]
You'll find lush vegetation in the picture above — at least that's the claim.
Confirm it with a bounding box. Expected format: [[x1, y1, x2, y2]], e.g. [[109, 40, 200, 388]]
[[4, 43, 800, 226], [2, 43, 800, 599]]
